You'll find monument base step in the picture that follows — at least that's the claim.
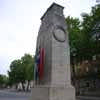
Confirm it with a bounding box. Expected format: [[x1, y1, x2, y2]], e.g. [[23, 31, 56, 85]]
[[30, 86, 76, 100]]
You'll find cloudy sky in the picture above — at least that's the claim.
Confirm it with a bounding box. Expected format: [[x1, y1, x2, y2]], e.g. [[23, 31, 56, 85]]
[[0, 0, 97, 75]]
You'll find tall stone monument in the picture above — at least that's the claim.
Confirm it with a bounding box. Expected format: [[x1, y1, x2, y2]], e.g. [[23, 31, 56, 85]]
[[30, 3, 75, 100]]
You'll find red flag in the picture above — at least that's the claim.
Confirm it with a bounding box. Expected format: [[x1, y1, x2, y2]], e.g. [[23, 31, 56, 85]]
[[39, 48, 45, 80]]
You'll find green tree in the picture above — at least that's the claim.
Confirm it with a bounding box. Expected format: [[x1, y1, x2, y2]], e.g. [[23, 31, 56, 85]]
[[21, 54, 34, 91], [66, 16, 83, 85], [0, 75, 9, 88], [81, 5, 100, 59], [66, 4, 100, 62], [66, 5, 100, 83], [66, 16, 84, 63], [0, 75, 5, 88], [8, 54, 34, 91], [8, 59, 24, 89]]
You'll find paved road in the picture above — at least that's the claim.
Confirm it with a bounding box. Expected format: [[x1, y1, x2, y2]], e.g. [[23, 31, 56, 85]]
[[1, 89, 100, 100], [77, 96, 100, 100], [0, 90, 31, 100]]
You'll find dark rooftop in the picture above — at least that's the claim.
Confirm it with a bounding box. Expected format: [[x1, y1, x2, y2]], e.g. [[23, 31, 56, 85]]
[[41, 2, 64, 20]]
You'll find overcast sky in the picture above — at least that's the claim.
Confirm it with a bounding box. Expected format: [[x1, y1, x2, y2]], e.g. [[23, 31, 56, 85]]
[[0, 0, 97, 75]]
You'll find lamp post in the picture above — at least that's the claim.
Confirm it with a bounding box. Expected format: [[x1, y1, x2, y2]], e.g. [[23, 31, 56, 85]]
[[71, 48, 77, 86]]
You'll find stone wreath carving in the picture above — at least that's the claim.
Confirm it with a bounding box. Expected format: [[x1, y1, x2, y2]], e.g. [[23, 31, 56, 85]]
[[53, 26, 66, 42]]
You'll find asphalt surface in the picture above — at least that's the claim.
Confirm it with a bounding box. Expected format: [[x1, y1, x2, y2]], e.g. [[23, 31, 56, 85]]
[[77, 96, 100, 100], [0, 89, 31, 100], [1, 89, 100, 100]]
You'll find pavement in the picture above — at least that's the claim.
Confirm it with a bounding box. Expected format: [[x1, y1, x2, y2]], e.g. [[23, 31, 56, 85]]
[[1, 89, 100, 100], [0, 89, 31, 100], [77, 96, 100, 100]]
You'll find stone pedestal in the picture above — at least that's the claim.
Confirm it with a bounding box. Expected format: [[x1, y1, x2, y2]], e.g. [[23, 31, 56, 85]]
[[30, 3, 76, 100], [30, 86, 75, 100]]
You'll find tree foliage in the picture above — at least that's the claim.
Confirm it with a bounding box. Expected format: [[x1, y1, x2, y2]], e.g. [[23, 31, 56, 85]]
[[66, 4, 100, 63], [66, 16, 84, 63], [81, 5, 100, 57], [66, 5, 100, 80], [8, 54, 34, 91], [0, 75, 9, 88]]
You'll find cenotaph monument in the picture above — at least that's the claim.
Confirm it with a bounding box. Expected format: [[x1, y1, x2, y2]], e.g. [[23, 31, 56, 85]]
[[30, 3, 76, 100]]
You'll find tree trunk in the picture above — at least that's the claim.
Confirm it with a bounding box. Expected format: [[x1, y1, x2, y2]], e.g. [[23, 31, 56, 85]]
[[26, 80, 30, 91], [21, 82, 25, 91]]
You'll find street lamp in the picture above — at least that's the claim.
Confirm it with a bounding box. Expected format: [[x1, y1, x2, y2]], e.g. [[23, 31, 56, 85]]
[[70, 48, 77, 85]]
